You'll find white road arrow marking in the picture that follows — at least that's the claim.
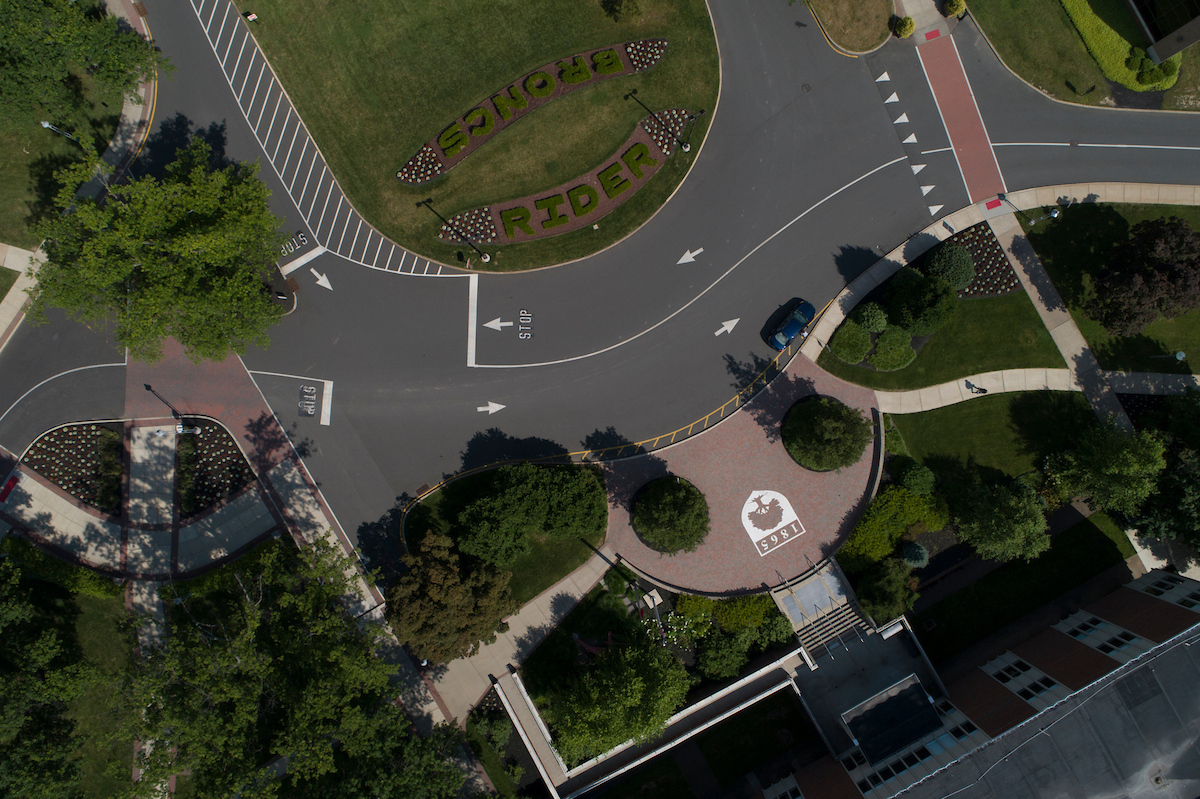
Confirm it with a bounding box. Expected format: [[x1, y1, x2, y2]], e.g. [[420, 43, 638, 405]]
[[309, 267, 332, 290], [902, 133, 918, 144], [893, 112, 909, 124], [483, 317, 513, 331], [677, 247, 705, 264], [921, 185, 935, 196], [884, 92, 899, 103], [911, 164, 926, 175], [928, 204, 944, 215], [714, 318, 739, 336], [477, 401, 506, 415], [876, 71, 890, 82]]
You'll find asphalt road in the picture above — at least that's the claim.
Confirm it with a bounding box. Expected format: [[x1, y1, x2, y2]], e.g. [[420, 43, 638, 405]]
[[6, 0, 1200, 552]]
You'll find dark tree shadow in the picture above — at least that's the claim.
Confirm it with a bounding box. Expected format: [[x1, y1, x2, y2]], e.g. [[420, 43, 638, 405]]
[[241, 410, 293, 475], [1024, 202, 1128, 308], [355, 497, 409, 590], [1008, 391, 1096, 464], [833, 244, 883, 284], [457, 428, 569, 474], [903, 232, 940, 265], [24, 150, 80, 230], [131, 112, 233, 180], [509, 591, 578, 661], [580, 427, 669, 513], [1091, 333, 1187, 375], [723, 352, 815, 443]]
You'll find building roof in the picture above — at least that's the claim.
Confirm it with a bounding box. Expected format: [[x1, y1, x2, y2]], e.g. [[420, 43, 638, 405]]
[[896, 620, 1200, 799]]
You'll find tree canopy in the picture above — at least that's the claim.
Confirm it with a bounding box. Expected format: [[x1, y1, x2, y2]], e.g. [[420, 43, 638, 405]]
[[838, 485, 948, 572], [1047, 418, 1165, 516], [32, 138, 285, 363], [0, 0, 169, 132], [387, 531, 519, 664], [126, 537, 466, 799], [630, 475, 711, 553], [955, 480, 1050, 562], [782, 396, 873, 472]]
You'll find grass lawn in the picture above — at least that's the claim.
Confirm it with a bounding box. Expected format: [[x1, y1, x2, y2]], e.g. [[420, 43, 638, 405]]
[[405, 469, 607, 605], [818, 291, 1065, 390], [912, 511, 1132, 662], [971, 0, 1113, 105], [807, 0, 891, 52], [1165, 45, 1200, 110], [231, 0, 718, 271], [0, 265, 19, 301], [1024, 202, 1200, 374], [693, 691, 818, 786], [889, 390, 1094, 482], [593, 755, 694, 799], [465, 718, 520, 798], [0, 69, 121, 249]]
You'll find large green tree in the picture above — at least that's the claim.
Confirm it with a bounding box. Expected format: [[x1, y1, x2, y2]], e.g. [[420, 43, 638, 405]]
[[0, 559, 89, 799], [1048, 418, 1166, 516], [956, 481, 1050, 562], [630, 475, 711, 553], [387, 531, 519, 664], [550, 645, 690, 764], [0, 0, 169, 131], [782, 396, 873, 472], [1136, 453, 1200, 548], [126, 537, 464, 799], [32, 138, 285, 362]]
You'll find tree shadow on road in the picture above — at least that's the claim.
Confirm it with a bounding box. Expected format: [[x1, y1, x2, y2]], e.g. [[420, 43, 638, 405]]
[[723, 352, 815, 443], [834, 244, 884, 285], [456, 427, 569, 475], [131, 112, 233, 180], [580, 427, 669, 513]]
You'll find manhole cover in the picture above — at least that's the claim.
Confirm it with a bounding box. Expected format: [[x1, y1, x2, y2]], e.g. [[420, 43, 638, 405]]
[[1070, 139, 1079, 147], [802, 84, 811, 92]]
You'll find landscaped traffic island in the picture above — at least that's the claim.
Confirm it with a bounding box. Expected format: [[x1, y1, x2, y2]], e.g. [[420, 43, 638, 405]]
[[234, 0, 719, 270]]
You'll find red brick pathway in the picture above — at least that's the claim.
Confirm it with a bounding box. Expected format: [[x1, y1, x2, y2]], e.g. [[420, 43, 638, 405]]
[[602, 355, 880, 595], [917, 36, 1006, 204]]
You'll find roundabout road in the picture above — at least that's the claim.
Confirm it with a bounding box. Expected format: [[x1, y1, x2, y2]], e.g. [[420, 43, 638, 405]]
[[5, 0, 1200, 574]]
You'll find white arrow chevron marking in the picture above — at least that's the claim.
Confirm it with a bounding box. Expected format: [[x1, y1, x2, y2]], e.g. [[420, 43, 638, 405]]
[[483, 318, 513, 331], [309, 267, 332, 290], [477, 401, 506, 414], [714, 319, 739, 336], [677, 248, 704, 264]]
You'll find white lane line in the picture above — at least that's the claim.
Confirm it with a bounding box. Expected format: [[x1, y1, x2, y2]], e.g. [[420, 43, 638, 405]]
[[336, 209, 353, 251], [0, 363, 127, 426], [281, 125, 302, 178], [993, 141, 1200, 151], [273, 110, 295, 162], [915, 47, 973, 204], [437, 265, 443, 275], [950, 36, 1006, 194], [320, 381, 333, 426], [305, 166, 327, 217], [228, 32, 248, 77], [396, 251, 407, 272], [471, 155, 908, 369], [213, 3, 232, 50], [385, 246, 395, 270], [236, 54, 259, 100], [921, 147, 954, 155], [280, 245, 328, 275], [204, 0, 219, 30], [217, 8, 236, 64], [422, 261, 430, 275], [295, 145, 316, 198], [371, 235, 384, 266], [348, 219, 363, 259], [195, 0, 206, 15], [260, 91, 283, 140], [244, 62, 267, 111], [466, 274, 479, 367], [254, 82, 276, 130], [317, 189, 338, 239]]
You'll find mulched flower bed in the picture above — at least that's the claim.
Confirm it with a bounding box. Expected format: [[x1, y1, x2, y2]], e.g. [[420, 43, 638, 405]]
[[1116, 393, 1167, 430], [942, 222, 1020, 298], [176, 420, 255, 517], [22, 423, 123, 515]]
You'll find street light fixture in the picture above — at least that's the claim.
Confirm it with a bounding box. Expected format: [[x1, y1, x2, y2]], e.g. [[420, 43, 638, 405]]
[[415, 198, 490, 264], [623, 88, 691, 153], [1000, 194, 1060, 227]]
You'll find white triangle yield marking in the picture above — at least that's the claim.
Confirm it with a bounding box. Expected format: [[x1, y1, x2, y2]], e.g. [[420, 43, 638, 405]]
[[928, 204, 944, 216], [884, 92, 899, 103], [902, 133, 918, 144], [911, 164, 926, 175], [876, 71, 891, 82], [893, 113, 909, 124], [921, 185, 935, 196]]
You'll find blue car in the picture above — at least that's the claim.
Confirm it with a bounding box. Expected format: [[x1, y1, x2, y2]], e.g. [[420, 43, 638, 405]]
[[768, 299, 817, 351]]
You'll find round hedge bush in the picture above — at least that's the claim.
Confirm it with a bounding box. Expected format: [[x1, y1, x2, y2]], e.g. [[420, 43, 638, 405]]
[[830, 319, 871, 364], [893, 456, 936, 495], [924, 241, 975, 291], [893, 15, 915, 37], [868, 326, 916, 371], [853, 302, 888, 334], [945, 0, 966, 16], [631, 476, 711, 554], [782, 396, 873, 472], [885, 268, 958, 336], [901, 541, 929, 569]]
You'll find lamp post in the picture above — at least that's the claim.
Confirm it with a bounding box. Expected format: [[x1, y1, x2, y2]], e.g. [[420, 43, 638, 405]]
[[623, 88, 690, 153], [416, 198, 490, 263], [1150, 351, 1186, 361], [1000, 195, 1060, 226], [40, 120, 80, 145]]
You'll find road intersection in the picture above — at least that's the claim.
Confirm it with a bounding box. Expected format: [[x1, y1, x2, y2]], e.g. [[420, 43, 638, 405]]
[[3, 0, 1200, 587]]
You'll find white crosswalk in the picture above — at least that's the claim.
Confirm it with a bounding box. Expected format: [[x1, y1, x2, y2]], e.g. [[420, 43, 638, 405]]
[[188, 0, 456, 277]]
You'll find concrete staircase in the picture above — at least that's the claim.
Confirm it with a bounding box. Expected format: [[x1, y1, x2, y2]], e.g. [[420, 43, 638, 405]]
[[795, 602, 874, 656]]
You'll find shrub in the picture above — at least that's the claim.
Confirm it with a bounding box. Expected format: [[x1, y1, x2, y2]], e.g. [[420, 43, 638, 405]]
[[674, 594, 715, 638], [0, 536, 121, 597], [893, 15, 915, 37], [697, 629, 754, 680], [955, 481, 1050, 562], [830, 319, 871, 364], [856, 559, 918, 623], [893, 457, 936, 495], [839, 486, 949, 573], [944, 0, 966, 15], [853, 302, 888, 333], [782, 397, 873, 472], [901, 541, 929, 569], [631, 476, 711, 553], [884, 415, 909, 456], [177, 432, 197, 515], [868, 326, 917, 371], [885, 269, 957, 335], [95, 427, 123, 513], [923, 241, 975, 291], [711, 594, 773, 633], [1057, 0, 1181, 91]]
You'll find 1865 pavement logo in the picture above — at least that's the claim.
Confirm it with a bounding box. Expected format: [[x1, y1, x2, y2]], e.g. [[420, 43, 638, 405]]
[[741, 490, 804, 557]]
